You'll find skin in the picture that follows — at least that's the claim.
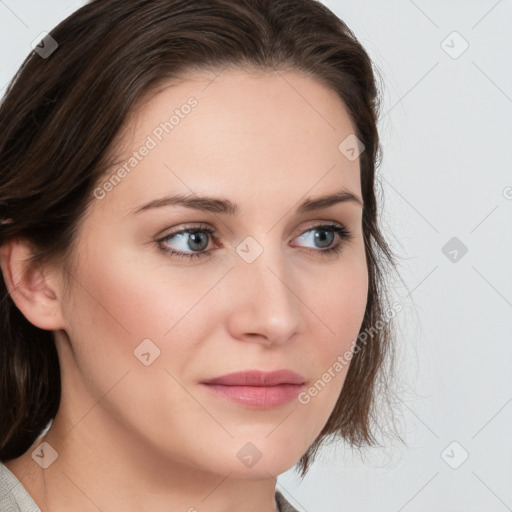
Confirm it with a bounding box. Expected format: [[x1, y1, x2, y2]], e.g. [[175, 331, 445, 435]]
[[1, 68, 368, 512]]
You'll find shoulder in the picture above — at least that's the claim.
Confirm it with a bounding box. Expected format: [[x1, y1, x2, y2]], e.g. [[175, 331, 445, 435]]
[[0, 461, 41, 512], [275, 490, 301, 512]]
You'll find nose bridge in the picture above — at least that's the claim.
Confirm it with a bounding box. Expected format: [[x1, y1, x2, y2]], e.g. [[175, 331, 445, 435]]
[[228, 234, 302, 342]]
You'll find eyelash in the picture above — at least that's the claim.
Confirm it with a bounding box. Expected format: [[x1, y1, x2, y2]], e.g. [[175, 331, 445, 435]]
[[156, 223, 352, 260]]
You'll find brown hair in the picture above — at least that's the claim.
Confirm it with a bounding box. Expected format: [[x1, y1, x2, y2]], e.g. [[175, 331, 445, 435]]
[[0, 0, 397, 476]]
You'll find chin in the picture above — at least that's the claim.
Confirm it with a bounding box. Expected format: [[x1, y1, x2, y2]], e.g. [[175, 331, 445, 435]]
[[221, 454, 302, 479], [172, 435, 307, 479], [227, 435, 308, 477]]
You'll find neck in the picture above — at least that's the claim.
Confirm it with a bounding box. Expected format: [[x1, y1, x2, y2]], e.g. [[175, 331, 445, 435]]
[[6, 402, 280, 512]]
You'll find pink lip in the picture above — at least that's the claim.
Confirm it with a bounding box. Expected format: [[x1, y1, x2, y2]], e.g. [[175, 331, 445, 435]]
[[200, 370, 306, 408]]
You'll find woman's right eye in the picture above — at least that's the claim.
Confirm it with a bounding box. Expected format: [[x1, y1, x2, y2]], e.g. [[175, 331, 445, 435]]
[[157, 225, 217, 260]]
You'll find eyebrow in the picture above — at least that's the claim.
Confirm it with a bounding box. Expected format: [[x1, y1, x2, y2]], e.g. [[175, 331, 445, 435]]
[[131, 190, 363, 216]]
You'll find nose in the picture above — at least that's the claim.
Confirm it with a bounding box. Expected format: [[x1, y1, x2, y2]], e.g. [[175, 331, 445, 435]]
[[224, 242, 305, 346]]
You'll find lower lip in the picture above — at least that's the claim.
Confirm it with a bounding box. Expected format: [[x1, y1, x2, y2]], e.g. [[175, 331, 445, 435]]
[[200, 383, 304, 408]]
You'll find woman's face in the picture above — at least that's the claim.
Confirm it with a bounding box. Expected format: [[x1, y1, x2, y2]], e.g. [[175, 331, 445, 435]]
[[54, 68, 368, 477]]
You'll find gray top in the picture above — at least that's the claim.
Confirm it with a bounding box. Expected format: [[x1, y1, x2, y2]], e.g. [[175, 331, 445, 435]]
[[0, 462, 40, 512], [0, 461, 299, 511]]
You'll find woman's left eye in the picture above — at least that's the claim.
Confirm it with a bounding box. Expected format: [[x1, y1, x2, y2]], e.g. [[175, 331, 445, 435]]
[[156, 223, 352, 260]]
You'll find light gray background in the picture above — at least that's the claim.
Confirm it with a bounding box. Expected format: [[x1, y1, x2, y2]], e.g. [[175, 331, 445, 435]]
[[1, 1, 511, 511]]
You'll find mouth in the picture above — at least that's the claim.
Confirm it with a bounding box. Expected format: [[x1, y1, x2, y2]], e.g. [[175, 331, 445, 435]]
[[200, 370, 306, 409]]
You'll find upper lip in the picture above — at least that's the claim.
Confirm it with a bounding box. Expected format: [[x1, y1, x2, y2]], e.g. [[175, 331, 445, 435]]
[[201, 370, 306, 386]]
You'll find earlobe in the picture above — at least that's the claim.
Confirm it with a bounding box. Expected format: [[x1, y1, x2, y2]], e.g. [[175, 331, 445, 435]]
[[0, 238, 66, 331]]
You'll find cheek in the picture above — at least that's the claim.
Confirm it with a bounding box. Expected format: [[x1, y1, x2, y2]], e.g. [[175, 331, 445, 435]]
[[310, 247, 368, 356], [60, 243, 223, 399], [295, 248, 368, 426], [59, 249, 216, 445], [66, 245, 210, 343]]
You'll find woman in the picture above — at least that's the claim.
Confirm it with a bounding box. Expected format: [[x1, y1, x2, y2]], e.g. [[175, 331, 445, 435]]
[[0, 0, 397, 510]]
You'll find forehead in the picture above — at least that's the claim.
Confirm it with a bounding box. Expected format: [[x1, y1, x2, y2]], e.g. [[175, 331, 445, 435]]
[[97, 68, 362, 215]]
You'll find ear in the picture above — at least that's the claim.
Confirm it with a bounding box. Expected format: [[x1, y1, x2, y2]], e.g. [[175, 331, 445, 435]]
[[0, 238, 66, 331]]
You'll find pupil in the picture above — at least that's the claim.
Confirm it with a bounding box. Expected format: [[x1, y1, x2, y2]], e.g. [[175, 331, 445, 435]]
[[314, 230, 333, 248], [189, 232, 208, 250]]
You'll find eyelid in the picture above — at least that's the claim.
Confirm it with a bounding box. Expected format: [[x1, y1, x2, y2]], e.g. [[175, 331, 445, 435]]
[[157, 219, 349, 239]]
